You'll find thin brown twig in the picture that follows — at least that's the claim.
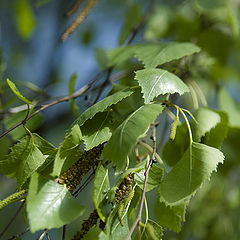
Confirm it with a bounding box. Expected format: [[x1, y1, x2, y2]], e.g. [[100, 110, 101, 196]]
[[0, 71, 105, 139], [65, 0, 85, 17], [62, 225, 66, 240], [126, 124, 157, 240], [60, 0, 97, 42], [0, 202, 24, 239], [38, 229, 49, 240]]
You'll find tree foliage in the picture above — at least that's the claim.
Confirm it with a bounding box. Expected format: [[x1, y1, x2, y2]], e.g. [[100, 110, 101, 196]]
[[1, 0, 240, 240]]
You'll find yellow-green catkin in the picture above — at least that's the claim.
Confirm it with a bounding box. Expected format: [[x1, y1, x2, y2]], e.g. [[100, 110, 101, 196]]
[[170, 117, 180, 141], [57, 144, 104, 193]]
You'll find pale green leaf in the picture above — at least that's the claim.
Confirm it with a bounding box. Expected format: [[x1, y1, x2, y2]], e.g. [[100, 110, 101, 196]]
[[134, 42, 201, 68], [93, 163, 110, 221], [159, 142, 224, 204], [15, 0, 35, 39], [192, 108, 221, 142], [103, 104, 163, 171], [218, 88, 240, 128], [81, 112, 112, 150], [142, 219, 163, 240], [135, 68, 189, 104], [74, 88, 134, 126], [52, 124, 82, 176], [135, 161, 163, 192], [7, 78, 31, 104], [27, 173, 84, 233]]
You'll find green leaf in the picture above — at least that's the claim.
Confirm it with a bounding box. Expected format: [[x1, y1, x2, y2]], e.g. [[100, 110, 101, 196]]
[[159, 142, 224, 204], [134, 42, 201, 68], [0, 135, 46, 187], [52, 124, 82, 177], [218, 88, 240, 128], [27, 173, 84, 233], [93, 163, 110, 221], [192, 107, 221, 142], [81, 112, 112, 150], [74, 88, 134, 126], [15, 0, 35, 39], [119, 4, 142, 45], [3, 110, 43, 141], [135, 160, 163, 192], [103, 104, 163, 171], [68, 73, 79, 115], [6, 78, 31, 104], [142, 220, 163, 240], [103, 207, 129, 240], [162, 122, 189, 167], [135, 68, 189, 104]]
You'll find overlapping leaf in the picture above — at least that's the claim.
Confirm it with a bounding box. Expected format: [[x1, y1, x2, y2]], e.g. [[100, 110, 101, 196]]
[[93, 163, 110, 221], [74, 88, 134, 126], [134, 42, 200, 68], [135, 68, 189, 103], [159, 142, 224, 204], [27, 173, 84, 233], [103, 104, 163, 171], [52, 124, 82, 176], [0, 134, 53, 187]]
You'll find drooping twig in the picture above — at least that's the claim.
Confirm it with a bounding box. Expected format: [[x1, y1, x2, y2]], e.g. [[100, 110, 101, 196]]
[[125, 124, 157, 240], [0, 71, 105, 139], [0, 202, 24, 239], [62, 225, 66, 240], [7, 227, 30, 240], [38, 229, 49, 240], [65, 0, 85, 17], [60, 0, 97, 42]]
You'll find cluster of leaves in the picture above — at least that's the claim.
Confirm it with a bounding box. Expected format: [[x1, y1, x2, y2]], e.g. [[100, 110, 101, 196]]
[[1, 0, 240, 240]]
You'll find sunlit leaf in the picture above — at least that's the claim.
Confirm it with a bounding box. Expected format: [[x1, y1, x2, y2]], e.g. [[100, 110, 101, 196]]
[[7, 78, 31, 104], [135, 68, 189, 104], [159, 142, 224, 203], [134, 42, 200, 68], [93, 163, 110, 221], [103, 104, 163, 171], [27, 173, 84, 232]]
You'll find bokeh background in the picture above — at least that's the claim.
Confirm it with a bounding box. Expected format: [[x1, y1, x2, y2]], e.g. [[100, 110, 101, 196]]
[[1, 0, 240, 239]]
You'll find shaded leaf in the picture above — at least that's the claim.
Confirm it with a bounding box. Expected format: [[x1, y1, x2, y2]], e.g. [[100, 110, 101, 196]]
[[74, 88, 134, 126], [218, 88, 240, 128], [7, 78, 31, 104], [103, 104, 164, 171], [159, 142, 224, 204], [135, 68, 189, 104], [134, 42, 200, 68], [135, 160, 163, 192], [52, 124, 82, 176], [93, 163, 110, 221], [81, 112, 112, 150], [27, 173, 84, 233], [192, 107, 221, 142]]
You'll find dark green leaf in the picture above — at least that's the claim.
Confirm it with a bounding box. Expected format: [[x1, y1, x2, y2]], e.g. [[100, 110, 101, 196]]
[[52, 124, 82, 176], [74, 88, 134, 126], [103, 104, 164, 171], [135, 68, 189, 104], [93, 163, 110, 221], [27, 173, 84, 232]]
